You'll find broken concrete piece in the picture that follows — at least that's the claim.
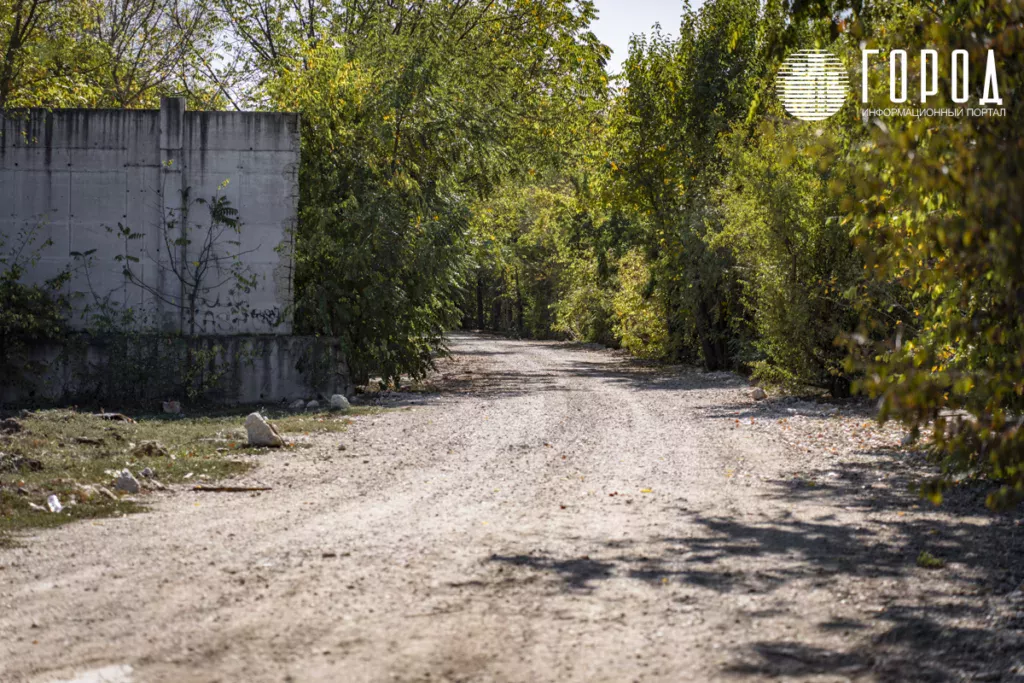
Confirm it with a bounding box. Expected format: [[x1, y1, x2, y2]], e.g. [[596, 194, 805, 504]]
[[244, 413, 285, 448], [114, 469, 140, 494]]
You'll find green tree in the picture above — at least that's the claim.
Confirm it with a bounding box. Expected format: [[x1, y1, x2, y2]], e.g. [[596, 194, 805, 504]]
[[272, 1, 608, 383], [848, 0, 1024, 508], [608, 0, 763, 369], [717, 116, 863, 395]]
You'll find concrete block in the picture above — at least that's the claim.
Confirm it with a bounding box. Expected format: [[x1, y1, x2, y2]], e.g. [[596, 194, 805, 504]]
[[185, 112, 300, 151], [182, 148, 241, 176], [69, 171, 126, 223], [0, 144, 72, 171], [187, 171, 241, 208], [159, 98, 185, 151], [69, 147, 128, 170], [2, 104, 297, 339], [9, 170, 70, 223], [238, 150, 299, 175]]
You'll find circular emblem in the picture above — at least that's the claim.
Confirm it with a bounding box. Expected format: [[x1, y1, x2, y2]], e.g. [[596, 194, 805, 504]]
[[776, 50, 849, 121]]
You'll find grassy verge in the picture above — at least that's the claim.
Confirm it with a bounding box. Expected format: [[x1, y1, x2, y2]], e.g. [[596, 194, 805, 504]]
[[0, 406, 377, 545]]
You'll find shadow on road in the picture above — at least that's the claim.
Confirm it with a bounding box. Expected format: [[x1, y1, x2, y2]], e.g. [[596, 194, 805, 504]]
[[481, 448, 1024, 681]]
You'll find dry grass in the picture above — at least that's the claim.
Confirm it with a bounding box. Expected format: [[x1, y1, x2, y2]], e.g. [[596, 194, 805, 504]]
[[0, 406, 378, 544]]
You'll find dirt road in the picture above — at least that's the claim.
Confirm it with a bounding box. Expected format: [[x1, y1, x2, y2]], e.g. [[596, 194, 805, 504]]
[[2, 334, 1022, 682]]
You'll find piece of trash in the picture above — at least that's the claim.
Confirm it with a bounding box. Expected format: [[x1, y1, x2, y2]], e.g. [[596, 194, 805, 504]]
[[28, 502, 46, 512], [96, 412, 135, 423], [192, 485, 272, 492], [46, 494, 63, 513], [640, 488, 653, 494]]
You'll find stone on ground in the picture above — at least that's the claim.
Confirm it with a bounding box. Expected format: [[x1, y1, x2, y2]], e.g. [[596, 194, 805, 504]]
[[244, 413, 285, 448], [114, 469, 140, 494], [330, 394, 351, 412]]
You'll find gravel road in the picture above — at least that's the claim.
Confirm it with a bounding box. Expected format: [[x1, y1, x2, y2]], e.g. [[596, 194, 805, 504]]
[[2, 333, 1022, 683]]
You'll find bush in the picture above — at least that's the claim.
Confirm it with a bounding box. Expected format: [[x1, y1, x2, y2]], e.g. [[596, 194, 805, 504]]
[[611, 249, 668, 359], [0, 226, 69, 392], [717, 117, 863, 395]]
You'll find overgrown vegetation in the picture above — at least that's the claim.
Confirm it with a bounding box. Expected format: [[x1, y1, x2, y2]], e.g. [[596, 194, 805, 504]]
[[0, 225, 70, 392], [3, 0, 1023, 508], [460, 0, 1024, 509]]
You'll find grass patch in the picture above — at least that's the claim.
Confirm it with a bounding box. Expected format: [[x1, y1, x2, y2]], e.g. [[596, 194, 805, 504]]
[[0, 406, 375, 541], [916, 550, 946, 569]]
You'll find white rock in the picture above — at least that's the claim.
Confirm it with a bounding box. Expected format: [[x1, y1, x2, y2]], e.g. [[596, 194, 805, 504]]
[[47, 494, 63, 513], [114, 469, 140, 494], [330, 394, 350, 412], [288, 399, 306, 412], [306, 400, 320, 411], [750, 387, 767, 401], [244, 412, 284, 448]]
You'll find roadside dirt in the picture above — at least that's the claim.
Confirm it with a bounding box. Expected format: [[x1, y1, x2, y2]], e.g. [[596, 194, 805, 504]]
[[2, 333, 1022, 683]]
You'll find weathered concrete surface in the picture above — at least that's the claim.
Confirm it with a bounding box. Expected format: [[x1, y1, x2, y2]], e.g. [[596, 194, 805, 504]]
[[0, 98, 298, 334], [0, 334, 352, 406]]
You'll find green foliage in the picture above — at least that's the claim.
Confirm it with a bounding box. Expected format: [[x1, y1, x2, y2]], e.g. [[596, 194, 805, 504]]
[[272, 1, 608, 384], [0, 0, 225, 111], [611, 249, 668, 359], [606, 0, 765, 369], [916, 551, 945, 570], [0, 225, 69, 390], [847, 0, 1024, 509], [716, 117, 864, 395]]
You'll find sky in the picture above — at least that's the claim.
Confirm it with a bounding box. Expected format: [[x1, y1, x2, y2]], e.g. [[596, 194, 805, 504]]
[[590, 0, 699, 73]]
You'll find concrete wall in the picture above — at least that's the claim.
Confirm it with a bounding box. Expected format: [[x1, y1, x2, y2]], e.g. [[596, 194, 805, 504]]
[[0, 98, 298, 334], [1, 334, 352, 407]]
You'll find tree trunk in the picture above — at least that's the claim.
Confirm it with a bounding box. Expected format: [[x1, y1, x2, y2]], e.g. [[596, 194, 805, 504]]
[[476, 270, 484, 330]]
